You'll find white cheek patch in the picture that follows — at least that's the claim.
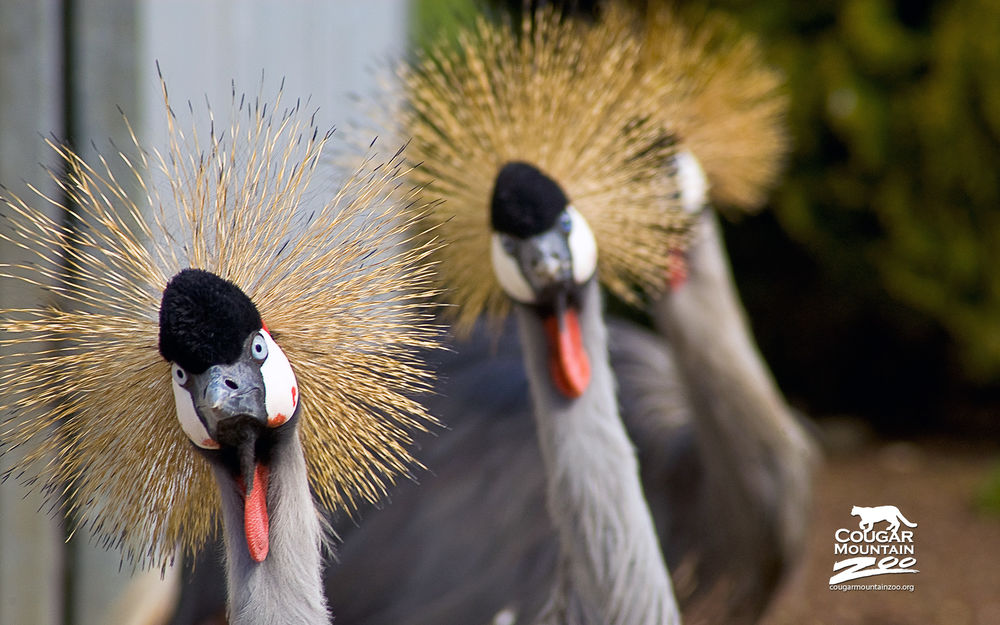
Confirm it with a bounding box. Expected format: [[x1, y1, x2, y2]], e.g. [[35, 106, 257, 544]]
[[566, 206, 597, 284], [171, 377, 219, 449], [491, 234, 536, 304], [675, 149, 708, 215], [259, 329, 298, 428]]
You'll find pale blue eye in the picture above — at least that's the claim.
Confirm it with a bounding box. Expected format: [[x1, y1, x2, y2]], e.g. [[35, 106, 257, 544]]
[[252, 333, 269, 361], [559, 212, 572, 234]]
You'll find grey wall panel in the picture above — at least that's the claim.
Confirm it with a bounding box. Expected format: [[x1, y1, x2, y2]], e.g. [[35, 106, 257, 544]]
[[0, 2, 66, 625]]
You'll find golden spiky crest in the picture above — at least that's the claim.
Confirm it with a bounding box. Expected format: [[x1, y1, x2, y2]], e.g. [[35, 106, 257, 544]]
[[0, 78, 441, 569], [639, 5, 790, 210], [393, 6, 695, 332]]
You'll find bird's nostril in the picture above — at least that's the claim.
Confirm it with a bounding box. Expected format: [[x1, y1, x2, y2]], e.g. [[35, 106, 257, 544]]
[[225, 379, 239, 390]]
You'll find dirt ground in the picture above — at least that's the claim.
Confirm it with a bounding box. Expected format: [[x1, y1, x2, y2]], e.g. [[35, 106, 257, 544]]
[[760, 435, 1000, 625]]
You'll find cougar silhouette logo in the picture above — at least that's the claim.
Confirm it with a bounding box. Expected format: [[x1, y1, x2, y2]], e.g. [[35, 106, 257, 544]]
[[851, 505, 918, 533]]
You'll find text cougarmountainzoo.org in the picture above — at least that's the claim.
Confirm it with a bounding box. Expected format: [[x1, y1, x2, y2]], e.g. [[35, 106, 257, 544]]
[[830, 583, 915, 592]]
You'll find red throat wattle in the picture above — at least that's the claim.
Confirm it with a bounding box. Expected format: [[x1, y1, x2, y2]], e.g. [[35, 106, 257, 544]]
[[240, 463, 270, 562], [544, 308, 591, 398]]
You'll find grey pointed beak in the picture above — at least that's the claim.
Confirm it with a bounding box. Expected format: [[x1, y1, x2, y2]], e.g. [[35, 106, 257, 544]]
[[189, 361, 267, 441], [517, 228, 575, 298], [531, 249, 566, 283]]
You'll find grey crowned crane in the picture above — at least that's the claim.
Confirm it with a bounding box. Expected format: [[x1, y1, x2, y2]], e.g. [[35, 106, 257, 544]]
[[320, 6, 814, 625], [488, 162, 682, 624], [328, 9, 693, 625], [0, 78, 440, 625]]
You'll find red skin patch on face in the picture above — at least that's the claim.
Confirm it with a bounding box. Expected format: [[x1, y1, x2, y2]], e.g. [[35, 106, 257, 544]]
[[543, 308, 590, 399], [668, 249, 688, 290], [291, 385, 297, 408], [268, 413, 289, 427], [261, 321, 270, 333]]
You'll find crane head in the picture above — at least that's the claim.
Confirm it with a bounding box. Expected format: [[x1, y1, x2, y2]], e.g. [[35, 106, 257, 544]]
[[160, 268, 300, 563], [388, 7, 698, 335], [666, 149, 709, 291], [489, 161, 596, 399]]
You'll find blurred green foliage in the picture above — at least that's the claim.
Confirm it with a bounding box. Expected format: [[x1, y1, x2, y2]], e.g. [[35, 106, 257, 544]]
[[411, 0, 483, 55], [710, 0, 1000, 382], [975, 461, 1000, 516]]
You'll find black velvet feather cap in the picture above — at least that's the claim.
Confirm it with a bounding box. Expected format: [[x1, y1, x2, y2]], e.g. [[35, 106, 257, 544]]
[[159, 268, 263, 374], [490, 162, 569, 237]]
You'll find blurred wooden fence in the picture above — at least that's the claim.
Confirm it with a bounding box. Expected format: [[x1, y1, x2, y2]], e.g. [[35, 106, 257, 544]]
[[0, 2, 407, 624]]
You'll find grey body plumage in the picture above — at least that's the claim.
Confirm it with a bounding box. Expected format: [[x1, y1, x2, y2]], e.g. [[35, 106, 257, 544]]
[[320, 212, 813, 625], [513, 280, 680, 625], [644, 212, 816, 621]]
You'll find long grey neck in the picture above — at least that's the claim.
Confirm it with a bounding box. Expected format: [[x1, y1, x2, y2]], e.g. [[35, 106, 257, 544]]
[[652, 211, 816, 557], [213, 428, 330, 625], [515, 281, 680, 625]]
